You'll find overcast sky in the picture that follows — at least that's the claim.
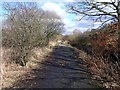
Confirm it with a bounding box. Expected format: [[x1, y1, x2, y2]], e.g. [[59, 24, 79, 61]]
[[1, 0, 115, 34]]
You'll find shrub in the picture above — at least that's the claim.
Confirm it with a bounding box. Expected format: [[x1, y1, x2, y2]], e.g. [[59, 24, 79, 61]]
[[2, 2, 64, 66]]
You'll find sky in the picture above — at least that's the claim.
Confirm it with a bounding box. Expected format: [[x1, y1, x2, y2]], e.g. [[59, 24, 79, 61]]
[[0, 0, 116, 34]]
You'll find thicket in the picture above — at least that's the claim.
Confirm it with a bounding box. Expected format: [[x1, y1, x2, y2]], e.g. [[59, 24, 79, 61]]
[[67, 22, 119, 64], [66, 22, 120, 88], [2, 2, 64, 66]]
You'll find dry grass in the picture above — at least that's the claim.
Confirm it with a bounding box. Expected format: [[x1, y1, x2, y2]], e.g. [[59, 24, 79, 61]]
[[77, 49, 120, 89], [0, 46, 53, 88]]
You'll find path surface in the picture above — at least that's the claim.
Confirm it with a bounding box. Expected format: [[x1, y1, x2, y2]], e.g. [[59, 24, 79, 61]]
[[9, 44, 96, 88]]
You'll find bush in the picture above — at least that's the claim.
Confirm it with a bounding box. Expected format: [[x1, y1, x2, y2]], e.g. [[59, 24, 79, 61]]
[[68, 22, 120, 89], [2, 2, 64, 66]]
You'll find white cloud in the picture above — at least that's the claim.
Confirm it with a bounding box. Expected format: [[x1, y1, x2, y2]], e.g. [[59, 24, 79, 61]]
[[94, 22, 102, 25], [75, 27, 89, 32], [64, 0, 74, 2], [41, 2, 66, 17], [92, 22, 102, 28], [65, 27, 89, 34], [80, 19, 92, 23], [41, 1, 106, 34], [63, 18, 76, 27], [95, 0, 114, 2], [41, 1, 76, 33]]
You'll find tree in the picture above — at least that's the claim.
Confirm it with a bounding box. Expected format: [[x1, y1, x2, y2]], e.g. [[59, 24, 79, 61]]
[[2, 2, 64, 66], [72, 29, 82, 35], [68, 0, 120, 27], [42, 11, 64, 41]]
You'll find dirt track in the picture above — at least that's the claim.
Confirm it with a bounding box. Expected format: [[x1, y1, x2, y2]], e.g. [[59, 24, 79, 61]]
[[8, 44, 97, 88]]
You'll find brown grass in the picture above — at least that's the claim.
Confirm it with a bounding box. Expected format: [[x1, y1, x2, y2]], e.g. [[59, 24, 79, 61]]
[[74, 47, 120, 89], [1, 46, 53, 88]]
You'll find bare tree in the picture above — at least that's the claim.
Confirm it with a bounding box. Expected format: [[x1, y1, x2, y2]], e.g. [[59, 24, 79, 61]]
[[42, 11, 64, 42], [68, 0, 120, 27], [2, 2, 64, 66]]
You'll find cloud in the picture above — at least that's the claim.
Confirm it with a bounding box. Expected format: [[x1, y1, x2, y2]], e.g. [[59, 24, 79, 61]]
[[94, 22, 102, 25], [95, 0, 114, 2], [41, 1, 105, 34], [64, 0, 74, 2], [92, 22, 102, 28], [63, 18, 76, 27], [64, 26, 89, 35], [41, 2, 66, 17], [41, 1, 76, 32]]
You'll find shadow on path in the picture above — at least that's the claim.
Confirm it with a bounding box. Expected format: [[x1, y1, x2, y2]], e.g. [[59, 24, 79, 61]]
[[6, 45, 97, 89]]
